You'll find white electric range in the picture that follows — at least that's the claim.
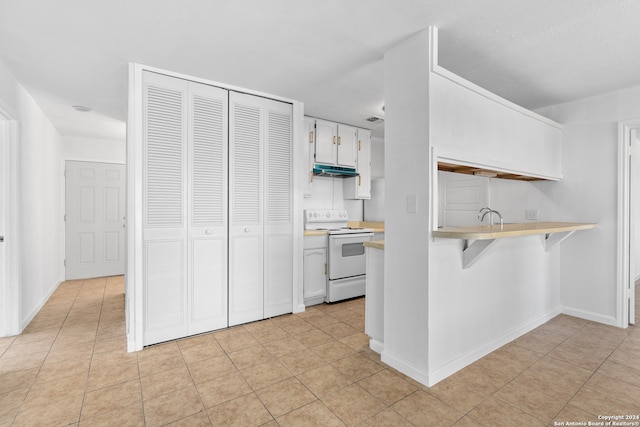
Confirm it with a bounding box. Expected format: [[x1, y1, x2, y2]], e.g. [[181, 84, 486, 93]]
[[304, 210, 373, 302]]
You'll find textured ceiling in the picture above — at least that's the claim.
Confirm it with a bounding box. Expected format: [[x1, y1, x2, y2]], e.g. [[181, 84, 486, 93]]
[[0, 0, 639, 140]]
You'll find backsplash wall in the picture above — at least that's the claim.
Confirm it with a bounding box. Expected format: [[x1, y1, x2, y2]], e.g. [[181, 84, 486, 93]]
[[303, 176, 364, 220]]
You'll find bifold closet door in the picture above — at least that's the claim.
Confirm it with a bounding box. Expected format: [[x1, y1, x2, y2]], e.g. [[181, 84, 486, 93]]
[[228, 92, 293, 326], [229, 92, 264, 326], [264, 100, 293, 318], [187, 82, 229, 335], [142, 71, 228, 345]]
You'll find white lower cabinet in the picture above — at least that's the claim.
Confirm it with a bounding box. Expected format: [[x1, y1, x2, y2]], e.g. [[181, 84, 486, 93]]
[[139, 70, 293, 345], [303, 235, 327, 306]]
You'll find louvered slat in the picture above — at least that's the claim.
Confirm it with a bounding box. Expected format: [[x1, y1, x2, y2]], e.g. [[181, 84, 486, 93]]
[[232, 103, 261, 224], [146, 85, 183, 227], [266, 110, 291, 223], [192, 95, 225, 226]]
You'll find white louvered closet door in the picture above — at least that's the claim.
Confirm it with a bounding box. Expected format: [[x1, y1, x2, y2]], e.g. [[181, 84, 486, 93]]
[[187, 82, 228, 335], [142, 72, 189, 345], [229, 92, 265, 326], [264, 99, 293, 318]]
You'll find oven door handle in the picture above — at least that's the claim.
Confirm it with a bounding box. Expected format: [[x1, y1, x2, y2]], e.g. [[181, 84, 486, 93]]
[[329, 233, 374, 242]]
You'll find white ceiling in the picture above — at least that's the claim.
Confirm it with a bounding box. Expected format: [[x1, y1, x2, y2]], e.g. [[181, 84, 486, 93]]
[[1, 0, 639, 141]]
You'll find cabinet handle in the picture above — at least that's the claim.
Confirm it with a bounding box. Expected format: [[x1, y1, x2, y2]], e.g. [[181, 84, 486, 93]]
[[338, 136, 342, 145], [358, 176, 362, 186], [333, 136, 336, 145], [310, 171, 314, 182], [310, 130, 314, 144], [244, 228, 250, 233], [324, 263, 327, 275], [205, 229, 212, 235], [358, 140, 362, 151]]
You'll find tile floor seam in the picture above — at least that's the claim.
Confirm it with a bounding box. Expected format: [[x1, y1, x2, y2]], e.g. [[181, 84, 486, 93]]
[[74, 278, 107, 426], [558, 334, 640, 414]]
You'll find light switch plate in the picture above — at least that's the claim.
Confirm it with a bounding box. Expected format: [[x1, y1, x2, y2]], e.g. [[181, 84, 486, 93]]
[[525, 209, 539, 220]]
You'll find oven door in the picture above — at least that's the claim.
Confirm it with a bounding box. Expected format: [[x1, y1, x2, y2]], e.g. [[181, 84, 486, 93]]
[[328, 233, 373, 280]]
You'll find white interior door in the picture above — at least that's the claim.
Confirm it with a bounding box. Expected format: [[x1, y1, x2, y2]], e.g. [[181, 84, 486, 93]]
[[65, 160, 126, 280], [438, 171, 489, 227]]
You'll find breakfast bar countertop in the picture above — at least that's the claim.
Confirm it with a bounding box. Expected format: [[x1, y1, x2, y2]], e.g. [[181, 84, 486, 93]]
[[432, 222, 596, 240]]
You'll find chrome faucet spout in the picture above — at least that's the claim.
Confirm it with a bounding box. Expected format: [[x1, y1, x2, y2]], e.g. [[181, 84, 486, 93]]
[[477, 207, 491, 220], [478, 207, 503, 228]]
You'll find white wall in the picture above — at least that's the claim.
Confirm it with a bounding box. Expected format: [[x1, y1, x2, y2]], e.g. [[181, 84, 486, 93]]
[[430, 171, 561, 383], [383, 28, 565, 387], [371, 137, 385, 179], [0, 59, 65, 334], [382, 29, 432, 385], [536, 85, 640, 326], [64, 135, 125, 164], [303, 176, 363, 220]]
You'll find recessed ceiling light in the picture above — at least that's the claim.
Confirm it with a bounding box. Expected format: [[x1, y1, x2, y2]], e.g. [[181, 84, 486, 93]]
[[366, 116, 384, 123], [72, 105, 92, 112]]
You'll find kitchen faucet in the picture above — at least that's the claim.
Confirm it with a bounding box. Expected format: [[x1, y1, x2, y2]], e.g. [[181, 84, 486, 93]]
[[478, 207, 503, 228]]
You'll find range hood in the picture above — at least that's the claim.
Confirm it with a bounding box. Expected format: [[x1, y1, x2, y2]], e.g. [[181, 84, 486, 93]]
[[313, 164, 359, 178]]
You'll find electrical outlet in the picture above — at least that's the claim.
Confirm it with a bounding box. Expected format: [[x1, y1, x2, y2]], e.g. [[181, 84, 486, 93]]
[[525, 209, 539, 220], [407, 195, 417, 214]]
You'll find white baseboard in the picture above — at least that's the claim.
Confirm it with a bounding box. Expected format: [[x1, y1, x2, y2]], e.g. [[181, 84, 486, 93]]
[[21, 276, 64, 331], [381, 350, 431, 387], [426, 307, 561, 387], [561, 306, 619, 327], [369, 339, 384, 354]]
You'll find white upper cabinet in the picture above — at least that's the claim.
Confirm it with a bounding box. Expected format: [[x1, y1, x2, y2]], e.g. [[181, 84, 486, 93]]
[[337, 124, 358, 168], [314, 119, 338, 165], [302, 117, 315, 196], [344, 128, 372, 199]]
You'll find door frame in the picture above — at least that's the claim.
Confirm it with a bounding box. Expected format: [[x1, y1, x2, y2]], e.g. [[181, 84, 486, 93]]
[[617, 118, 640, 327], [0, 106, 20, 337], [64, 160, 126, 280]]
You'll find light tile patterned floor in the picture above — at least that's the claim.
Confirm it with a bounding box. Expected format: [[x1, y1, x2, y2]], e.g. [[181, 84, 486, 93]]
[[1, 276, 639, 426]]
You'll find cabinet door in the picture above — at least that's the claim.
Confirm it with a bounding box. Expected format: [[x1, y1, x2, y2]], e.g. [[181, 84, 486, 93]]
[[264, 99, 293, 318], [343, 128, 372, 200], [337, 124, 358, 168], [302, 117, 315, 196], [303, 248, 327, 301], [356, 128, 371, 198], [142, 71, 188, 345], [187, 82, 228, 335], [229, 91, 264, 326], [314, 119, 337, 165]]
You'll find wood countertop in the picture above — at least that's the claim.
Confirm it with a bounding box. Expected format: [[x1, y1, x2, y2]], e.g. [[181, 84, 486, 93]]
[[432, 222, 596, 240], [304, 222, 385, 236], [364, 240, 385, 250], [349, 221, 385, 233], [303, 230, 328, 236]]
